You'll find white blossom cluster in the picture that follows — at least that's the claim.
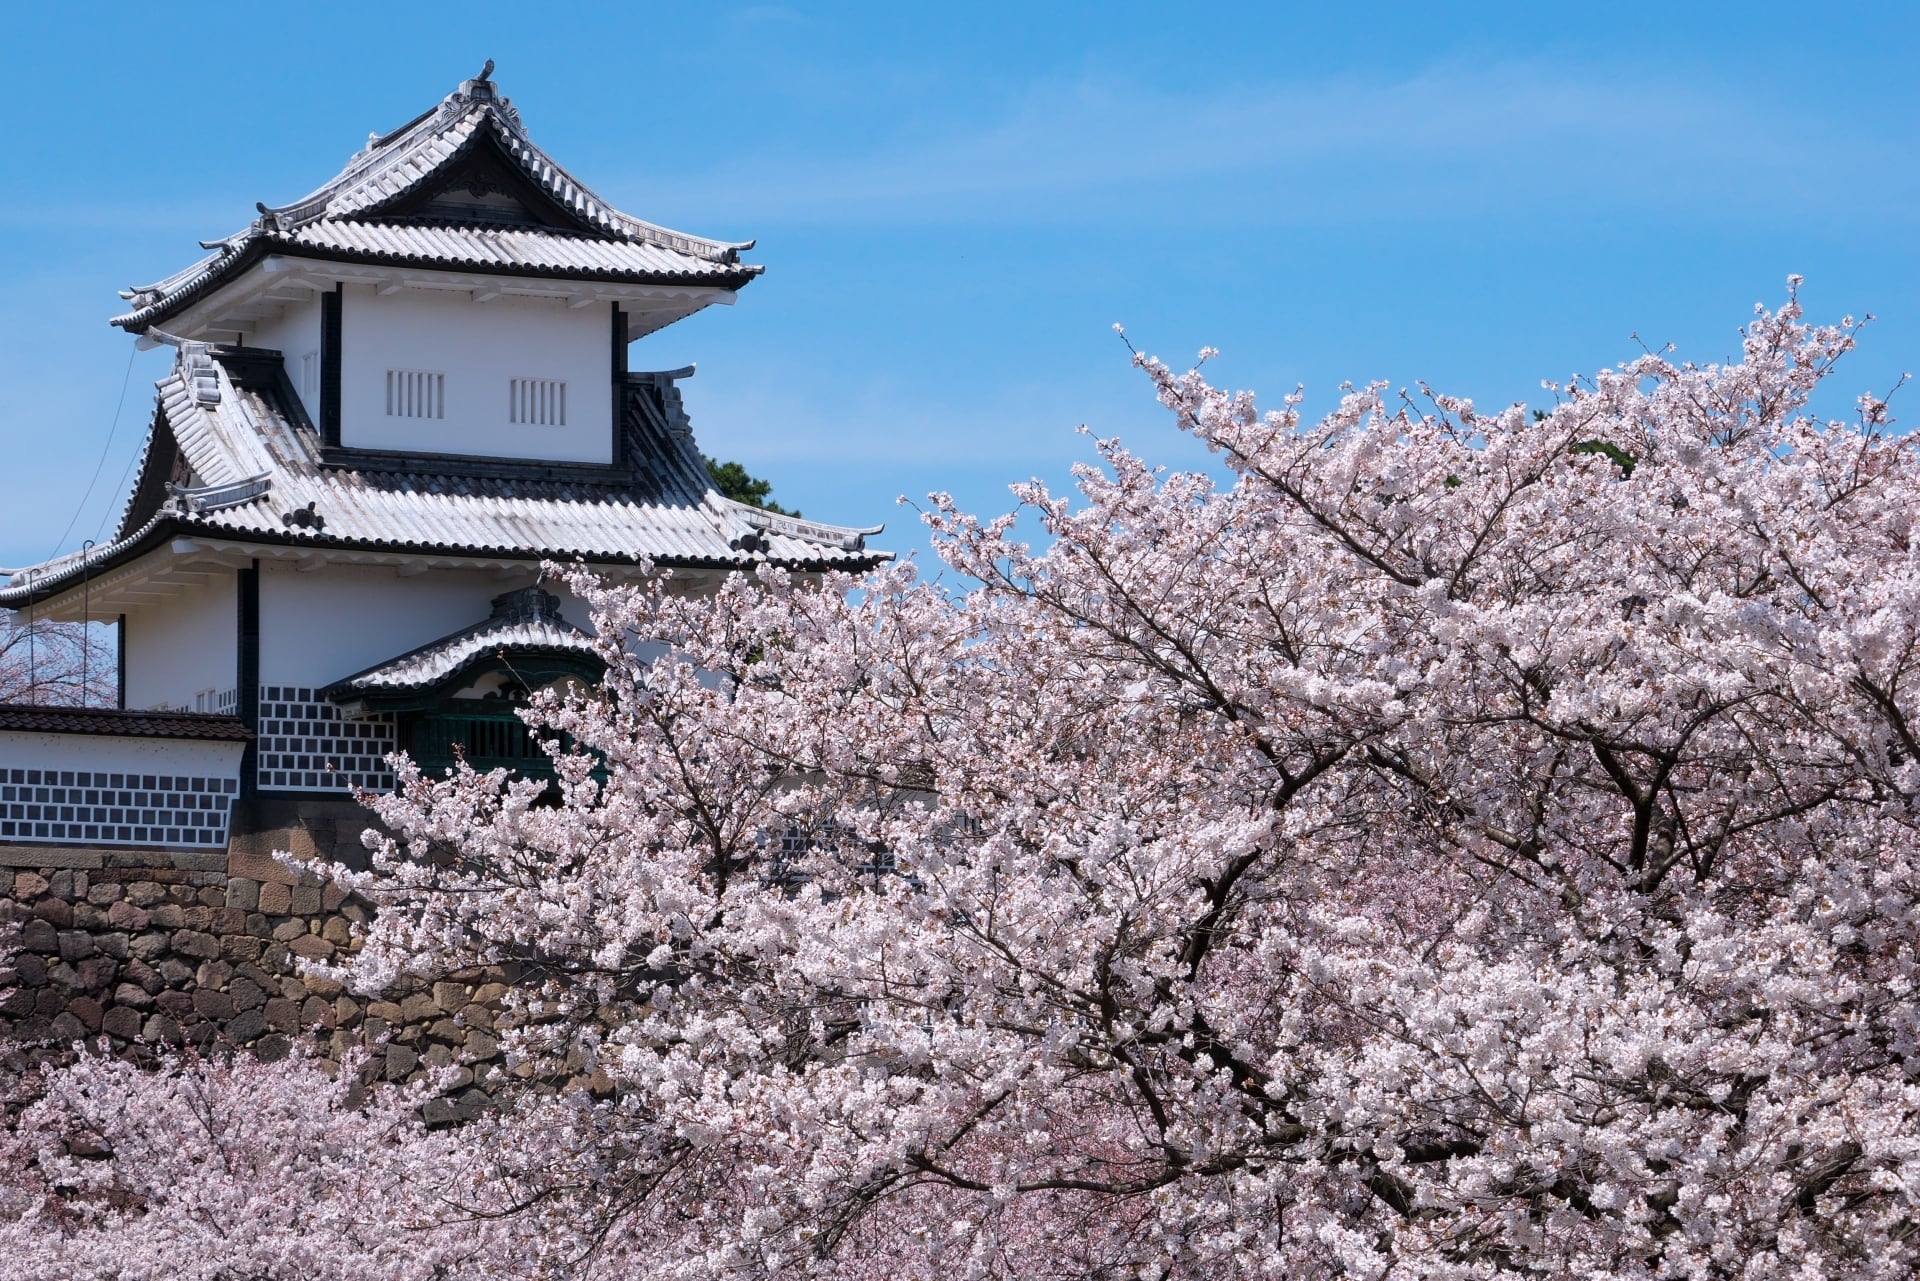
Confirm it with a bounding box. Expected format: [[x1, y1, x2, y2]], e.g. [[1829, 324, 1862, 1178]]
[[8, 288, 1920, 1277]]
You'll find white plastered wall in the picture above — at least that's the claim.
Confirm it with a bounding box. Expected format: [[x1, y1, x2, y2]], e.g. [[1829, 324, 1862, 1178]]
[[339, 287, 614, 463], [251, 297, 324, 422], [0, 730, 244, 776], [123, 573, 238, 711], [257, 561, 596, 689]]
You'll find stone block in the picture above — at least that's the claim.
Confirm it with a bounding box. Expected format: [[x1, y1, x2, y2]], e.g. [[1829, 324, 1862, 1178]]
[[0, 847, 99, 870], [101, 1005, 142, 1040], [124, 881, 167, 908], [148, 904, 185, 930], [155, 990, 195, 1019], [462, 1030, 500, 1061], [271, 918, 307, 943], [223, 935, 266, 964], [191, 989, 234, 1021], [288, 884, 323, 915], [321, 883, 349, 912], [155, 958, 195, 986], [111, 982, 154, 1009], [400, 992, 439, 1022], [56, 930, 97, 961], [76, 957, 117, 991], [13, 952, 46, 986], [143, 1012, 182, 1044], [171, 930, 220, 959], [427, 1018, 461, 1043], [226, 878, 260, 912], [301, 996, 335, 1029], [226, 843, 303, 887], [20, 919, 57, 953], [72, 903, 109, 930], [211, 907, 248, 934], [366, 999, 405, 1023], [68, 996, 104, 1031], [384, 1044, 419, 1080], [263, 997, 300, 1032], [122, 959, 161, 993], [32, 898, 73, 928], [256, 882, 292, 915], [86, 883, 122, 905], [253, 1034, 293, 1062], [127, 931, 170, 962], [51, 870, 87, 899], [49, 1011, 86, 1042], [11, 871, 48, 899], [321, 916, 354, 946], [230, 977, 265, 1012], [105, 900, 150, 931], [302, 972, 344, 997], [333, 997, 362, 1027], [94, 932, 130, 960], [197, 885, 225, 908], [287, 934, 335, 960], [226, 1008, 268, 1042], [0, 988, 34, 1017]]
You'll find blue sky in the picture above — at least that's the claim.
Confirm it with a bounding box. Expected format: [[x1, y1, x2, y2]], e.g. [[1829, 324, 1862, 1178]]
[[1, 2, 1915, 569]]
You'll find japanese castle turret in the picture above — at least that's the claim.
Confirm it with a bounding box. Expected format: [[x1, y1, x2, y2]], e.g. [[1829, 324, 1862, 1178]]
[[0, 65, 886, 862]]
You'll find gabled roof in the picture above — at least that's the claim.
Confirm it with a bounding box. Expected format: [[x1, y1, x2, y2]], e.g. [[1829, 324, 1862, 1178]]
[[113, 63, 761, 333], [322, 585, 602, 707], [0, 344, 888, 609]]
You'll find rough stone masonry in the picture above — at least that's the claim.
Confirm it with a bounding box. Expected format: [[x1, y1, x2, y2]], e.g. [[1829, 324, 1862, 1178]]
[[0, 800, 545, 1126]]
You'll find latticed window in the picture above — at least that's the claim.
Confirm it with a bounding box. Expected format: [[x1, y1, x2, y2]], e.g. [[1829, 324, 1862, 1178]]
[[386, 369, 445, 419], [509, 377, 567, 426]]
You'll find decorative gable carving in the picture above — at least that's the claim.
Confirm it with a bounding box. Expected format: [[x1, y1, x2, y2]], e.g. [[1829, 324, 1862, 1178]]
[[369, 135, 599, 234]]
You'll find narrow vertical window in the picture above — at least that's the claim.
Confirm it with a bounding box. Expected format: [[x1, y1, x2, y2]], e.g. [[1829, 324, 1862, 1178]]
[[385, 369, 445, 418], [509, 377, 567, 426]]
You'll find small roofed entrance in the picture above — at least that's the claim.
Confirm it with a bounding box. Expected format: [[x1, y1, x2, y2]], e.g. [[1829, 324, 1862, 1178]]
[[322, 587, 603, 782]]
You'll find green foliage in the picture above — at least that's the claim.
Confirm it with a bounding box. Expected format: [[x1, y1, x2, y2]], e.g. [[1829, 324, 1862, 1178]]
[[704, 455, 800, 518], [1569, 439, 1638, 477]]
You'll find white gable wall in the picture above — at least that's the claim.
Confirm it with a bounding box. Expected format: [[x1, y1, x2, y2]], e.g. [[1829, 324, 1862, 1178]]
[[339, 287, 614, 464], [257, 561, 595, 689], [124, 573, 238, 711], [251, 297, 324, 423]]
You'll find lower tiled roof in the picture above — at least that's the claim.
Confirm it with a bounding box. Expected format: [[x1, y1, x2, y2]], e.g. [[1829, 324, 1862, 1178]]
[[0, 704, 252, 741]]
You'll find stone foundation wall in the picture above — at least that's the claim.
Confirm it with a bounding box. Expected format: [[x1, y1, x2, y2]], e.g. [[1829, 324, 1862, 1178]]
[[0, 802, 514, 1125]]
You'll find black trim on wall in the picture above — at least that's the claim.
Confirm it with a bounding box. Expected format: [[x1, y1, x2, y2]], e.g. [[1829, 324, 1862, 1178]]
[[116, 614, 127, 710], [237, 562, 260, 799], [320, 284, 343, 448], [610, 304, 629, 468]]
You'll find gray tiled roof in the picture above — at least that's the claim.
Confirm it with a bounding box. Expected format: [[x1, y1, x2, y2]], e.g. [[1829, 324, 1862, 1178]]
[[0, 345, 888, 607], [112, 67, 760, 333], [0, 705, 252, 741], [324, 586, 600, 699]]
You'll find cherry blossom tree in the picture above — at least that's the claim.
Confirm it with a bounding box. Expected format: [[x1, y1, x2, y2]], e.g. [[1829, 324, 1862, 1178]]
[[9, 286, 1920, 1278], [0, 616, 113, 706]]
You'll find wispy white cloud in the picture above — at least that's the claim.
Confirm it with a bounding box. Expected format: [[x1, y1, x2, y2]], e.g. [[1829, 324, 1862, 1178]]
[[626, 61, 1913, 229]]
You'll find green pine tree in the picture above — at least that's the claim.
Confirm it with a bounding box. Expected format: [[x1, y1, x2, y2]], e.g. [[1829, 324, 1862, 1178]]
[[704, 456, 799, 518]]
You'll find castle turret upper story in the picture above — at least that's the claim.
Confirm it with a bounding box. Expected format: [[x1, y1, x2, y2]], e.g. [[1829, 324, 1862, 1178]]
[[0, 66, 886, 851]]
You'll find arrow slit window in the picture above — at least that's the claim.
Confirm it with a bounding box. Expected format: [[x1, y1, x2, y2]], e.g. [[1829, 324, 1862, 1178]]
[[509, 377, 566, 426], [386, 369, 446, 419]]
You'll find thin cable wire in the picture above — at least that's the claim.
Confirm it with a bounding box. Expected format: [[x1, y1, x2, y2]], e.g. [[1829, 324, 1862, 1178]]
[[49, 344, 138, 560]]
